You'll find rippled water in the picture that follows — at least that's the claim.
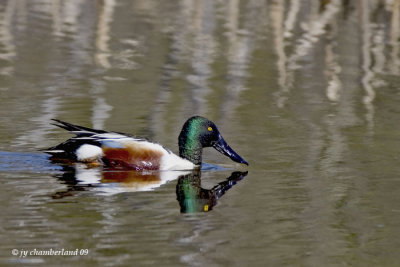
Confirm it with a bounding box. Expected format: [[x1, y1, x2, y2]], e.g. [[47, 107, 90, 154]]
[[1, 0, 400, 266]]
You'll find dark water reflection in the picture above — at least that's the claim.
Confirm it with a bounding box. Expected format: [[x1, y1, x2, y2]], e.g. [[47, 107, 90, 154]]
[[1, 0, 400, 266]]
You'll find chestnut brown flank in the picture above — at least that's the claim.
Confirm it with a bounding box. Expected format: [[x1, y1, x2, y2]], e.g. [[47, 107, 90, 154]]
[[102, 143, 164, 170]]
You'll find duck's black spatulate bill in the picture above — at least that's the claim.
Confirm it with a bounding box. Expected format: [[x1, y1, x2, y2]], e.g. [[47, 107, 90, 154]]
[[212, 135, 248, 165]]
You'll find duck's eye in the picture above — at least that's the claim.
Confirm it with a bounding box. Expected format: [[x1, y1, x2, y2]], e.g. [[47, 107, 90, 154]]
[[207, 126, 213, 132]]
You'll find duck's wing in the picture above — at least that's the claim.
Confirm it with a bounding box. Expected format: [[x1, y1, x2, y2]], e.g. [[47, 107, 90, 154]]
[[44, 120, 137, 161]]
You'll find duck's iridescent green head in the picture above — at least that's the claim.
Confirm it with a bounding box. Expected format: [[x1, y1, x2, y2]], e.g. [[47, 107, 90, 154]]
[[178, 116, 248, 166]]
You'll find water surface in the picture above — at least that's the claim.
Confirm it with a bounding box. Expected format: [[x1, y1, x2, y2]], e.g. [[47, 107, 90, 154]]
[[1, 0, 400, 266]]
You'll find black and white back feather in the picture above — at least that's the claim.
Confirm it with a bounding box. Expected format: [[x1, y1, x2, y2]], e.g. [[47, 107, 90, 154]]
[[44, 119, 142, 160]]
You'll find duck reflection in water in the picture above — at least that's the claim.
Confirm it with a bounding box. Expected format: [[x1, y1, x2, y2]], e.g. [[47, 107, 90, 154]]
[[52, 164, 192, 197], [176, 171, 248, 213], [52, 164, 247, 213]]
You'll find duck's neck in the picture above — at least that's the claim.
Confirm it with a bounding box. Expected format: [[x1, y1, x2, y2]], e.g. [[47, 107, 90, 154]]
[[178, 132, 203, 166]]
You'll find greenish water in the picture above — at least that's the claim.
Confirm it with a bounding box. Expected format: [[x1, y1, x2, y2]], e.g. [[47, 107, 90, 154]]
[[1, 0, 400, 266]]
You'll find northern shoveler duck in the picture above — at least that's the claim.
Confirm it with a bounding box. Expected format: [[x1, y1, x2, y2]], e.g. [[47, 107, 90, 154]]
[[44, 116, 248, 171]]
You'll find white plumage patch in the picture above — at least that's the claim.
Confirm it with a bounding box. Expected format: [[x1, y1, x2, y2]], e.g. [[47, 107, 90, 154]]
[[160, 153, 195, 170], [75, 144, 103, 162]]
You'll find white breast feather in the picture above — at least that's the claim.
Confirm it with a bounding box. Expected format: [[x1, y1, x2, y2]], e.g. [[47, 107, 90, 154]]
[[160, 153, 195, 170]]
